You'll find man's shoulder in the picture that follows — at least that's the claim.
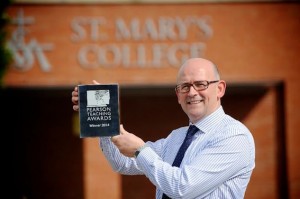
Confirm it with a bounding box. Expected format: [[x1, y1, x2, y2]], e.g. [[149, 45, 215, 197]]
[[222, 114, 251, 133]]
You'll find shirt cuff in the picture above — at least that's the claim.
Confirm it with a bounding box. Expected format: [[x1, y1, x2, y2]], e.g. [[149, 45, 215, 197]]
[[135, 146, 159, 173]]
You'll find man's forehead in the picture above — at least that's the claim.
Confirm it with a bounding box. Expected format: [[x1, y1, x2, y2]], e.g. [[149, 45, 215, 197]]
[[179, 67, 210, 78], [177, 59, 215, 81]]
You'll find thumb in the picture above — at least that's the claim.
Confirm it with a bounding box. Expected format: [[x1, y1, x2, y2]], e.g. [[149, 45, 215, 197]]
[[120, 124, 128, 135], [92, 80, 100, 85]]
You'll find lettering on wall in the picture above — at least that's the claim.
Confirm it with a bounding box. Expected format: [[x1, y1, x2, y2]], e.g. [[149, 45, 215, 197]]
[[7, 9, 213, 72], [7, 9, 54, 72], [71, 16, 213, 68]]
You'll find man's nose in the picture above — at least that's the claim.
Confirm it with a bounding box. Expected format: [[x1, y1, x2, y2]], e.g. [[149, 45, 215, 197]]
[[188, 84, 198, 95]]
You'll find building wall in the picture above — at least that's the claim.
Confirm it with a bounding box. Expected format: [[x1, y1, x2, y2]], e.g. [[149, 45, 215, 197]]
[[3, 2, 300, 199]]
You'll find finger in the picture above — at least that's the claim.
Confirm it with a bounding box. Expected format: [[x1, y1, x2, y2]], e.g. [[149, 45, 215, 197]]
[[73, 105, 79, 111], [111, 135, 120, 143], [72, 96, 78, 104], [93, 80, 100, 85], [72, 90, 78, 97]]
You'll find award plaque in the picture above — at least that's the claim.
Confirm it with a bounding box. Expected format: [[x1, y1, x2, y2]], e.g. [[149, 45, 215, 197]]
[[78, 84, 120, 138]]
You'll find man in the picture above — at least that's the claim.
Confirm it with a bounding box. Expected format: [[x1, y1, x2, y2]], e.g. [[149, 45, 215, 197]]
[[71, 58, 255, 199]]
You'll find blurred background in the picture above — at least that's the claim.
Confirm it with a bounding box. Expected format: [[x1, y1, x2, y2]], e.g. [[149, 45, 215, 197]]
[[1, 0, 299, 198]]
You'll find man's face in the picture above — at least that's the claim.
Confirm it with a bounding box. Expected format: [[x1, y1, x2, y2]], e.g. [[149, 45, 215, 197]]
[[176, 61, 224, 123]]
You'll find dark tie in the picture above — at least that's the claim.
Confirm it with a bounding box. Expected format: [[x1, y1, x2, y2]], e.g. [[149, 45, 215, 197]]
[[162, 125, 199, 199]]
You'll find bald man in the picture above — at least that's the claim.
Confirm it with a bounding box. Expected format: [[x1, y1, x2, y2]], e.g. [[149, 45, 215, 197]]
[[71, 58, 255, 199]]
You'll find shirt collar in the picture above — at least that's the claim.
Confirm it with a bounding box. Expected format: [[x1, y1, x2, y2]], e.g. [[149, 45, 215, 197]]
[[192, 106, 226, 134]]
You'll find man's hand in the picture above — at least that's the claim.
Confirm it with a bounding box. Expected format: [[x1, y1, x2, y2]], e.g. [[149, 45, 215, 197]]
[[71, 80, 100, 111], [71, 86, 79, 111], [111, 125, 145, 157]]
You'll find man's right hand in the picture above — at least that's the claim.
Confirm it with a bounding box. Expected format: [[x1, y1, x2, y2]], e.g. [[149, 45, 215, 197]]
[[72, 80, 100, 111], [71, 86, 79, 111]]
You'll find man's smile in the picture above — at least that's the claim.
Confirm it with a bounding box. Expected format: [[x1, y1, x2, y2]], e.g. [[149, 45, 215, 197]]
[[187, 99, 203, 104]]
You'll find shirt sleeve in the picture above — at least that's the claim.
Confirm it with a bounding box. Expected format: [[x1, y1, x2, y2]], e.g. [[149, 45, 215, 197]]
[[99, 137, 144, 175]]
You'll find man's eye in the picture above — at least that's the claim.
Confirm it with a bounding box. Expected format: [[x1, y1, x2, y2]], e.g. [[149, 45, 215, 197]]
[[194, 82, 205, 87], [181, 84, 190, 90]]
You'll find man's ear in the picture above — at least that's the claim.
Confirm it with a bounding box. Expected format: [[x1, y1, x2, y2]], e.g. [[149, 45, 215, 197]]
[[217, 80, 226, 99]]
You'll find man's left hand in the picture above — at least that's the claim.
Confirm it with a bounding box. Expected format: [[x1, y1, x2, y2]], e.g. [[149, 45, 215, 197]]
[[111, 125, 145, 157]]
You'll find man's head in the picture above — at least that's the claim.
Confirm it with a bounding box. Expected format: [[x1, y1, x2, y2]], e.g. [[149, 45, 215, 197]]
[[175, 58, 226, 124]]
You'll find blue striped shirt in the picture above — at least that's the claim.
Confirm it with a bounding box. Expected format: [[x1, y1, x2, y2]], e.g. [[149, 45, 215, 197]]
[[100, 106, 255, 199]]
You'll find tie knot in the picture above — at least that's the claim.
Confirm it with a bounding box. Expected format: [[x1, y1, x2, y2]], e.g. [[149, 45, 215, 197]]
[[187, 125, 198, 137]]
